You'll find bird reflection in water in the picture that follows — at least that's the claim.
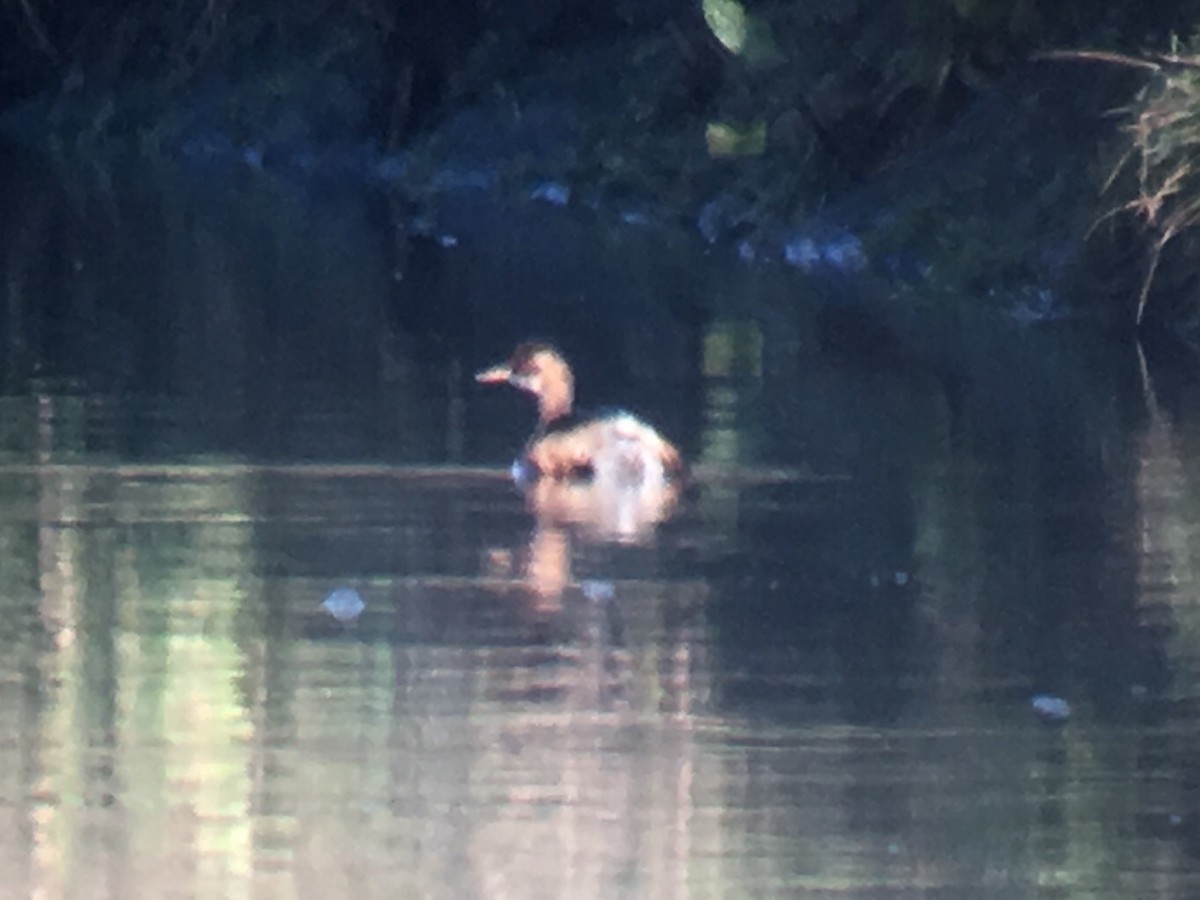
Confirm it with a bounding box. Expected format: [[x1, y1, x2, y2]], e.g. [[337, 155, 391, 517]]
[[481, 465, 682, 615], [475, 340, 684, 611]]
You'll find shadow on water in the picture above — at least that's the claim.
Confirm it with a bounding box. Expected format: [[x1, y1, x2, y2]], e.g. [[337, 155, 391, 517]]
[[5, 143, 1200, 896]]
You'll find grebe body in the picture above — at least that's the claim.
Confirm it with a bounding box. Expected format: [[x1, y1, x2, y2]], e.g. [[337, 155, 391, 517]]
[[475, 342, 682, 482]]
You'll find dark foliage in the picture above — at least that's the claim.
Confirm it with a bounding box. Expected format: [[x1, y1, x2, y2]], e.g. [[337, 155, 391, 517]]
[[1, 0, 1198, 145], [0, 0, 689, 146]]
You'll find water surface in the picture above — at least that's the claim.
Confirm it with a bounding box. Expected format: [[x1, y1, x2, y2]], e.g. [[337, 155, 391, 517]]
[[2, 146, 1200, 898]]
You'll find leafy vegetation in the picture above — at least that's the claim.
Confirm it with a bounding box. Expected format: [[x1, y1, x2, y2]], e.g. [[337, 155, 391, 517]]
[[1074, 42, 1200, 330], [2, 0, 1194, 151], [0, 0, 485, 148], [5, 0, 1200, 331]]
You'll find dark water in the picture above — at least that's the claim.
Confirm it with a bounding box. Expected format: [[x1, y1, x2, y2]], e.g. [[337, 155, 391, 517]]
[[3, 144, 1200, 899]]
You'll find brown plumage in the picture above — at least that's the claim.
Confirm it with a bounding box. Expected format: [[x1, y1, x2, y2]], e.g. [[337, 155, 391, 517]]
[[475, 342, 683, 482]]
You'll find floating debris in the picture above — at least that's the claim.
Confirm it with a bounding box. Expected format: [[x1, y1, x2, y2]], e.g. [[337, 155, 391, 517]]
[[783, 231, 867, 273], [322, 588, 365, 623], [1031, 694, 1071, 722], [783, 236, 821, 270], [531, 182, 571, 206], [581, 580, 615, 602], [696, 200, 724, 244], [823, 233, 868, 272]]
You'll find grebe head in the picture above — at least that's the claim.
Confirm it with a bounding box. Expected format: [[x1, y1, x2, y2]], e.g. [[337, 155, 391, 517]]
[[475, 342, 574, 423]]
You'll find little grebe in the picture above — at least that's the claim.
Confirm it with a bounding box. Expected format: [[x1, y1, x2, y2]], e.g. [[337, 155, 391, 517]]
[[475, 341, 683, 482]]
